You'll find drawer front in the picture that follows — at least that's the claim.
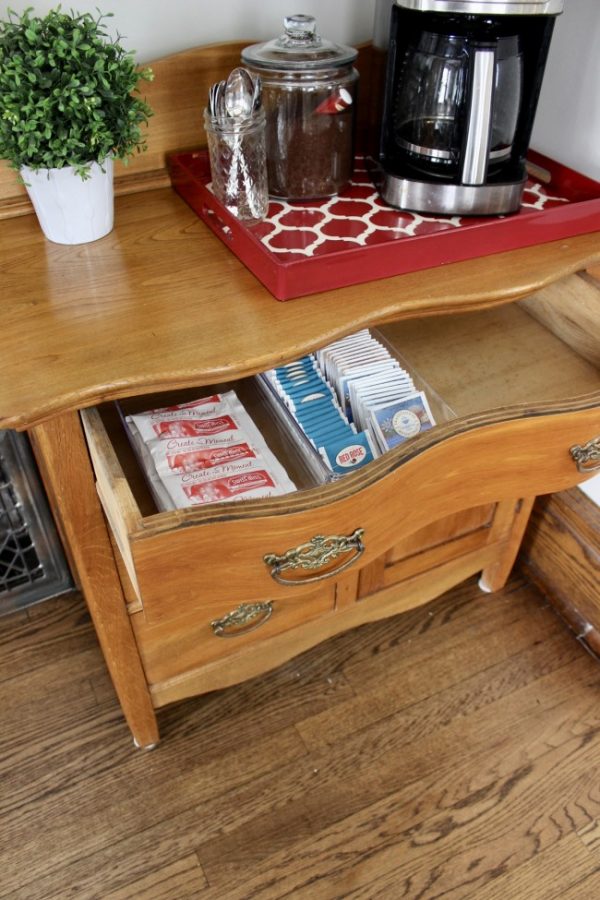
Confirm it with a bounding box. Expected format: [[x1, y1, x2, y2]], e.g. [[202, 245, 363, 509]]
[[131, 583, 336, 685], [84, 403, 600, 624]]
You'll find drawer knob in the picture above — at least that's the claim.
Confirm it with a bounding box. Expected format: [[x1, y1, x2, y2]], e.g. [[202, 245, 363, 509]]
[[571, 437, 600, 473], [211, 602, 273, 637], [264, 528, 365, 585]]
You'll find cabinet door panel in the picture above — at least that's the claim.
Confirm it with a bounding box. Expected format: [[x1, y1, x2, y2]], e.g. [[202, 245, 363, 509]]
[[386, 504, 495, 565]]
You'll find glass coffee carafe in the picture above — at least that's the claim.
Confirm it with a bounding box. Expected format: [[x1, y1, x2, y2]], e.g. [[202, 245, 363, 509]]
[[392, 31, 522, 182]]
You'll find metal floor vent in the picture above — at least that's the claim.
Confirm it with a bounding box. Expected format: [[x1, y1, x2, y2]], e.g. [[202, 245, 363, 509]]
[[0, 431, 72, 615]]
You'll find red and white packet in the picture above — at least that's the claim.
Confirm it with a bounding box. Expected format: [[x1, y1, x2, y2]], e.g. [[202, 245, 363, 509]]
[[154, 440, 259, 475], [161, 466, 293, 508], [128, 391, 240, 443], [124, 391, 296, 510]]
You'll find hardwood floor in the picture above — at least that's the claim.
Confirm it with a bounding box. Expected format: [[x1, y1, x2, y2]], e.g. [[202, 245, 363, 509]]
[[2, 572, 600, 899]]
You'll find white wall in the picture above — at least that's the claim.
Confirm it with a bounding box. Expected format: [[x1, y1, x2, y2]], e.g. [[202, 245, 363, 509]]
[[532, 0, 600, 181], [3, 1, 377, 61]]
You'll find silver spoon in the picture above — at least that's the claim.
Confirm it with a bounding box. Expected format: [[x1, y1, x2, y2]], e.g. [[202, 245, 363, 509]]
[[224, 67, 254, 120], [208, 82, 217, 116], [215, 80, 227, 120]]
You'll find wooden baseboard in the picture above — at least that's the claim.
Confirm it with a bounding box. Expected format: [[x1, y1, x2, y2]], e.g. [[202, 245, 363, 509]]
[[520, 487, 600, 656]]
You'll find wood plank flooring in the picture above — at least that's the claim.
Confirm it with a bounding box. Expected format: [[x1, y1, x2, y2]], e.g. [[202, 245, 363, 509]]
[[2, 572, 600, 899]]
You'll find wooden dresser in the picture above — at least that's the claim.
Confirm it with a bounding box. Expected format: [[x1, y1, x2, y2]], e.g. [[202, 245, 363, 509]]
[[1, 43, 599, 748]]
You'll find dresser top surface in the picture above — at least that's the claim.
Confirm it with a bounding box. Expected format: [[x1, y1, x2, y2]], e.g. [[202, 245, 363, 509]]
[[2, 186, 599, 430]]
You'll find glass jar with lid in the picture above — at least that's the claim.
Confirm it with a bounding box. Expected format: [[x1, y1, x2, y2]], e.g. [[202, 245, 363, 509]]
[[241, 15, 359, 200]]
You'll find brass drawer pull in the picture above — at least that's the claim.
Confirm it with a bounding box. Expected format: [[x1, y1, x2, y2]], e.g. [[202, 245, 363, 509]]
[[264, 528, 365, 586], [211, 602, 273, 637], [571, 437, 600, 473]]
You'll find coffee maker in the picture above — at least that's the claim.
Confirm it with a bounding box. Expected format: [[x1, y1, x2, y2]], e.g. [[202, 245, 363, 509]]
[[374, 0, 563, 215]]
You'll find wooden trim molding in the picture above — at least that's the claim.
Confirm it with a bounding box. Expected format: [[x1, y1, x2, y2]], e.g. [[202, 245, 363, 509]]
[[520, 488, 600, 657], [0, 41, 374, 220]]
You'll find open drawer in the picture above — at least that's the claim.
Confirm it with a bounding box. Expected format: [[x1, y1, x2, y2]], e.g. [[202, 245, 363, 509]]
[[80, 274, 600, 626]]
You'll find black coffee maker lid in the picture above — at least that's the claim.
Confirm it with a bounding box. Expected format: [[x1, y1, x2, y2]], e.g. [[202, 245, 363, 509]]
[[395, 0, 563, 13]]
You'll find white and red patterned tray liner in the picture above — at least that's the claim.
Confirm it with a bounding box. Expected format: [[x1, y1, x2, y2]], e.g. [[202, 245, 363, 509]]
[[251, 156, 569, 262]]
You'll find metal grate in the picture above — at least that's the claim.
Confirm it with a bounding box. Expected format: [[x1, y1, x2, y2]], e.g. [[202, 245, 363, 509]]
[[0, 431, 72, 614]]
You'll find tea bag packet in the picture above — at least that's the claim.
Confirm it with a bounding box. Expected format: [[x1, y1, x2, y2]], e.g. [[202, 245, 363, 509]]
[[351, 375, 416, 432], [318, 431, 378, 475], [369, 392, 436, 453], [316, 328, 438, 460], [257, 328, 438, 481], [262, 353, 377, 477], [315, 329, 370, 369], [349, 375, 413, 431], [318, 332, 402, 418], [338, 360, 403, 419]]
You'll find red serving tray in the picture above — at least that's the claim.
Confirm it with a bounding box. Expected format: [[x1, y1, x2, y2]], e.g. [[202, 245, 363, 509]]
[[168, 149, 600, 301]]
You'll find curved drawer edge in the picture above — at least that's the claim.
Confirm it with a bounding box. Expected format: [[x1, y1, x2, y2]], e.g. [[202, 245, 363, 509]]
[[136, 396, 600, 535]]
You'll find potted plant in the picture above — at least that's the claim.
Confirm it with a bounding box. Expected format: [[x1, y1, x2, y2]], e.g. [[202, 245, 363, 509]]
[[0, 6, 153, 244]]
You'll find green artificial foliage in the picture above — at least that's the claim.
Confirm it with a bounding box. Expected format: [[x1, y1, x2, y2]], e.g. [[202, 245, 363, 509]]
[[0, 6, 153, 177]]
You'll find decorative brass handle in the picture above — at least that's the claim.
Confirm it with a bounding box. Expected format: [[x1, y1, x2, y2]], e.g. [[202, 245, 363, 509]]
[[570, 437, 600, 473], [211, 602, 273, 637], [264, 528, 365, 586]]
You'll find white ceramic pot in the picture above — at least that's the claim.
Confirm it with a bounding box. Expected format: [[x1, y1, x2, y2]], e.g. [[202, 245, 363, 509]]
[[20, 158, 114, 245]]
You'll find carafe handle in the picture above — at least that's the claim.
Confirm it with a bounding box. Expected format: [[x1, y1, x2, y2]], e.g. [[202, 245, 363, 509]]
[[462, 48, 496, 186]]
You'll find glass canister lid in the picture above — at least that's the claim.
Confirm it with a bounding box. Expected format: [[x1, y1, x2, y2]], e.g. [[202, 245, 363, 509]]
[[241, 14, 358, 71]]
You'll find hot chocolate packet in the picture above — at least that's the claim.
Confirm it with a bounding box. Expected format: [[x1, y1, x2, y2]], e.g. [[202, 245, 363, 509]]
[[151, 439, 261, 475], [128, 390, 241, 443], [123, 389, 296, 509], [162, 466, 295, 508]]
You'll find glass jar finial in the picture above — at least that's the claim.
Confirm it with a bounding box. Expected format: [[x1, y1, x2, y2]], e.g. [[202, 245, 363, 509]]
[[281, 14, 320, 46]]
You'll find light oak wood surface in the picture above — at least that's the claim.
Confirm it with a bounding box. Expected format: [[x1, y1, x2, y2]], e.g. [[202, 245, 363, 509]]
[[386, 504, 494, 563], [1, 193, 599, 431], [134, 501, 528, 707], [1, 38, 597, 437], [84, 395, 599, 628], [520, 272, 600, 367], [479, 496, 535, 593]]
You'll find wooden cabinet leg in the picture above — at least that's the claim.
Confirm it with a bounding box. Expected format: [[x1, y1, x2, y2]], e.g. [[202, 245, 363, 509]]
[[479, 496, 536, 594], [29, 411, 159, 748]]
